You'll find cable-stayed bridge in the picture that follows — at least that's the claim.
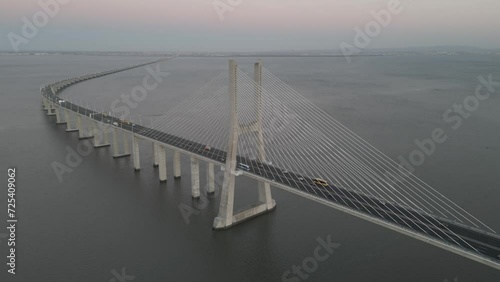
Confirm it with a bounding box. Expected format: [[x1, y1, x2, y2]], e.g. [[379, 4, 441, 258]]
[[41, 58, 500, 271]]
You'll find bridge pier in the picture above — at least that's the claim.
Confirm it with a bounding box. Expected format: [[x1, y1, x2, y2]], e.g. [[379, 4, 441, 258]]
[[132, 135, 140, 171], [152, 143, 159, 167], [77, 115, 93, 139], [173, 151, 181, 178], [123, 132, 130, 154], [65, 110, 78, 132], [191, 156, 200, 198], [93, 121, 110, 148], [47, 102, 56, 116], [55, 105, 66, 124], [213, 59, 276, 230], [42, 98, 48, 110], [207, 162, 215, 194], [158, 145, 167, 182], [258, 182, 274, 210], [112, 128, 130, 158]]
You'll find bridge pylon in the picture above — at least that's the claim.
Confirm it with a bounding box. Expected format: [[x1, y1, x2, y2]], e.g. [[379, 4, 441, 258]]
[[213, 59, 276, 230]]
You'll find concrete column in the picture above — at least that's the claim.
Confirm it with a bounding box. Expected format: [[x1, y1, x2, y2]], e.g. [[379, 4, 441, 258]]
[[111, 129, 129, 158], [93, 121, 101, 147], [258, 182, 274, 210], [112, 127, 119, 156], [207, 162, 215, 194], [65, 110, 77, 132], [123, 131, 129, 155], [64, 110, 71, 128], [173, 151, 181, 178], [47, 103, 56, 116], [93, 121, 110, 148], [55, 106, 65, 124], [51, 103, 57, 115], [153, 143, 159, 167], [133, 135, 140, 171], [76, 115, 84, 138], [76, 115, 94, 139], [191, 156, 200, 198], [84, 117, 93, 138], [158, 145, 167, 182], [103, 125, 110, 144]]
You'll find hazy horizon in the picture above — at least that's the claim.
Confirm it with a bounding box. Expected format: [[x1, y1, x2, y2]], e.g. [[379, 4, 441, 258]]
[[2, 0, 500, 52], [1, 44, 500, 54]]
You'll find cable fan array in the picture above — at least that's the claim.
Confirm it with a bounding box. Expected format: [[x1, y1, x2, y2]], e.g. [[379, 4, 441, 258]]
[[135, 64, 494, 253]]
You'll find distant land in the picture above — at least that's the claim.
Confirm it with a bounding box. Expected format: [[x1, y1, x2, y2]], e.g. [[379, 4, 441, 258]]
[[1, 46, 499, 57]]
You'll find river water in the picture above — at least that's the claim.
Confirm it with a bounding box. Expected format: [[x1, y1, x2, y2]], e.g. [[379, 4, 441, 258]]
[[0, 54, 499, 281]]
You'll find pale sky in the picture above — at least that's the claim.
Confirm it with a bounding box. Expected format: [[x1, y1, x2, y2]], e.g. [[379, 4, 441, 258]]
[[1, 0, 499, 52]]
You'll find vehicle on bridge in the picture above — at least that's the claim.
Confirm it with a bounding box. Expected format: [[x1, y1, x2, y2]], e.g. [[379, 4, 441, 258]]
[[313, 178, 329, 187], [238, 163, 250, 171]]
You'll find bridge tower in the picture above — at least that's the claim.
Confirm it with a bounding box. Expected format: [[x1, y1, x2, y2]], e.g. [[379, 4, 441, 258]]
[[213, 59, 276, 230]]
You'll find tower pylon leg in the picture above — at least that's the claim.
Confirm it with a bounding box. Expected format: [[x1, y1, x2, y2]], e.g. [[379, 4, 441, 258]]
[[213, 59, 239, 229], [254, 59, 276, 211]]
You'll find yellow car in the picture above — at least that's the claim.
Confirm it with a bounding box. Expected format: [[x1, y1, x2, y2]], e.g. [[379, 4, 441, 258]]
[[313, 178, 329, 187]]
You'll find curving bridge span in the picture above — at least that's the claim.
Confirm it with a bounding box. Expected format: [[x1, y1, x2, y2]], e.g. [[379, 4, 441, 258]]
[[41, 58, 500, 271]]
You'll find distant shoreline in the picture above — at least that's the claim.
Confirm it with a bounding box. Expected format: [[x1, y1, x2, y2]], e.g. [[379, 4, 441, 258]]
[[1, 50, 499, 57]]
